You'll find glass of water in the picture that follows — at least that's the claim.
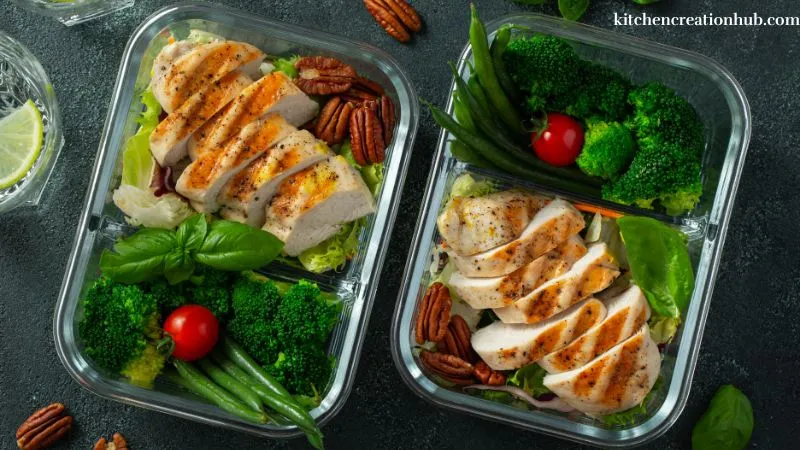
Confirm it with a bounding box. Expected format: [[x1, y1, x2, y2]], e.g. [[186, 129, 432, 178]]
[[10, 0, 134, 26], [0, 31, 64, 213]]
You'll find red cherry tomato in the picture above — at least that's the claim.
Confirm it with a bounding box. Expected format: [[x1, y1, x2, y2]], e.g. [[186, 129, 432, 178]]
[[163, 305, 219, 361], [531, 113, 584, 167]]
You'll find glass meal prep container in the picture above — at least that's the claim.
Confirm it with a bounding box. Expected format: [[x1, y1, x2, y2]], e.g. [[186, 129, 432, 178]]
[[54, 2, 418, 440], [391, 13, 750, 448]]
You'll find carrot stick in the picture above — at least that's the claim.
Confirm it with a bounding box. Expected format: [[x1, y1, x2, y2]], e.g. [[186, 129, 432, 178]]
[[573, 202, 624, 219]]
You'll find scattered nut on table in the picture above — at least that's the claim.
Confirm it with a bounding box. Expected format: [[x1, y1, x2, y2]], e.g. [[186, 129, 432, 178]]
[[363, 0, 422, 43], [16, 403, 73, 450], [94, 432, 129, 450]]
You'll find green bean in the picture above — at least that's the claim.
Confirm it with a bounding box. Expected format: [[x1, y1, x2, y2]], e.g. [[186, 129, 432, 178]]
[[491, 25, 522, 104], [452, 92, 476, 133], [426, 100, 600, 197], [197, 358, 263, 413], [449, 140, 492, 168], [173, 360, 267, 424], [220, 336, 324, 450], [469, 4, 523, 134]]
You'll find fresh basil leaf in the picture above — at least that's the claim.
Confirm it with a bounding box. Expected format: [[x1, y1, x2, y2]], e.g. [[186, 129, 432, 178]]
[[617, 216, 694, 318], [194, 220, 284, 271], [176, 213, 208, 253], [507, 363, 551, 397], [692, 385, 753, 450], [558, 0, 590, 21], [164, 249, 195, 285], [99, 228, 177, 283]]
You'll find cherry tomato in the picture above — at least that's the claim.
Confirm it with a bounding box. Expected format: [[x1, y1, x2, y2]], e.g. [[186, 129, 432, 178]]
[[531, 113, 584, 167], [163, 305, 219, 361]]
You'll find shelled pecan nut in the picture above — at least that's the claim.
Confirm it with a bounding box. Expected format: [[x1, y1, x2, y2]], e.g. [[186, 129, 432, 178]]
[[440, 315, 477, 363], [414, 282, 452, 344], [94, 433, 129, 450], [420, 351, 475, 385], [474, 361, 507, 386], [314, 96, 355, 145], [294, 56, 357, 95], [341, 76, 385, 105], [349, 104, 386, 165], [16, 403, 73, 450], [364, 0, 422, 43], [378, 95, 396, 145]]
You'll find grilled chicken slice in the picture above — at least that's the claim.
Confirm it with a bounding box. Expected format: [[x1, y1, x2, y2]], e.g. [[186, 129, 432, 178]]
[[263, 155, 375, 256], [540, 285, 651, 373], [543, 325, 660, 416], [449, 199, 585, 278], [449, 236, 587, 310], [494, 243, 620, 324], [219, 130, 331, 226], [149, 71, 252, 167], [150, 41, 265, 114], [175, 114, 295, 212], [471, 298, 607, 371], [437, 190, 548, 256], [188, 72, 319, 159]]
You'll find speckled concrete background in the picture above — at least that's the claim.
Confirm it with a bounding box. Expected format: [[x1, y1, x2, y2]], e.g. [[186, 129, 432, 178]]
[[0, 0, 796, 448]]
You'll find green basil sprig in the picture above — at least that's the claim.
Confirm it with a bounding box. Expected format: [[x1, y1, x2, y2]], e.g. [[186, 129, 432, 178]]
[[692, 385, 754, 450], [558, 0, 590, 21], [100, 214, 283, 284]]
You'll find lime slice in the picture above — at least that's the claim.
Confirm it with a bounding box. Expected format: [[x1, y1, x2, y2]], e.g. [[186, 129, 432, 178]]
[[0, 100, 43, 189]]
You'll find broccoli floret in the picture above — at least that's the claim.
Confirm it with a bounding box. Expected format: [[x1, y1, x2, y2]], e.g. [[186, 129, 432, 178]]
[[503, 35, 583, 112], [560, 63, 632, 121], [186, 265, 233, 322], [602, 144, 702, 214], [275, 280, 341, 345], [227, 272, 284, 365], [266, 345, 333, 397], [626, 82, 706, 156], [576, 120, 637, 179], [144, 278, 187, 316], [79, 277, 165, 387]]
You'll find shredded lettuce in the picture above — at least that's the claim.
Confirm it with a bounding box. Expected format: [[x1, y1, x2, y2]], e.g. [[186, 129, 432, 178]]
[[113, 185, 194, 229], [449, 174, 497, 198], [121, 90, 160, 188], [185, 30, 224, 44], [649, 315, 681, 344], [272, 56, 300, 78], [361, 163, 384, 196], [297, 219, 364, 273], [506, 363, 551, 398]]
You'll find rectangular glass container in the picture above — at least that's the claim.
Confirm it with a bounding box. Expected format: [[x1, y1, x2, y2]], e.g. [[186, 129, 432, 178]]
[[391, 13, 749, 447], [54, 2, 418, 439]]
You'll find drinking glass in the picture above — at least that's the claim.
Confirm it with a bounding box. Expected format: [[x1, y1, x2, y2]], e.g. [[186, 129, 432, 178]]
[[10, 0, 134, 26]]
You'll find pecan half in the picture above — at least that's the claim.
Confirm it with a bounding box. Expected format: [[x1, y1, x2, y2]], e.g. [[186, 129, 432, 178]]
[[364, 0, 422, 43], [378, 95, 396, 145], [294, 56, 357, 95], [16, 403, 73, 450], [314, 97, 354, 145], [420, 351, 475, 385], [341, 76, 385, 105], [349, 104, 386, 165], [94, 433, 128, 450], [474, 361, 507, 386], [439, 315, 477, 363], [415, 282, 452, 344]]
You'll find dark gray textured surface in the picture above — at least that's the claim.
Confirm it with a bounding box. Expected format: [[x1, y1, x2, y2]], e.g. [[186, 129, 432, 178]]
[[0, 0, 796, 448]]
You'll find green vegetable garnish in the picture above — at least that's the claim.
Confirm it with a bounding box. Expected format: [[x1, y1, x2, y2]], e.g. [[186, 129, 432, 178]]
[[558, 0, 590, 21], [272, 56, 300, 78], [100, 214, 284, 284], [617, 216, 694, 318], [121, 90, 161, 189], [576, 120, 636, 180], [692, 385, 753, 450], [298, 219, 363, 274], [506, 363, 552, 398], [601, 378, 662, 426]]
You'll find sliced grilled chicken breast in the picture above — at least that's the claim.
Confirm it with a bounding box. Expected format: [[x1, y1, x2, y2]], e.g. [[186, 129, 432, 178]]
[[471, 298, 606, 371], [540, 285, 651, 373], [494, 243, 620, 324], [188, 72, 319, 159], [151, 41, 196, 112], [449, 236, 587, 309], [219, 130, 331, 226], [175, 114, 295, 212], [437, 190, 548, 256], [263, 155, 375, 256], [149, 71, 252, 167], [543, 325, 660, 416], [150, 41, 265, 114], [449, 199, 585, 278]]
